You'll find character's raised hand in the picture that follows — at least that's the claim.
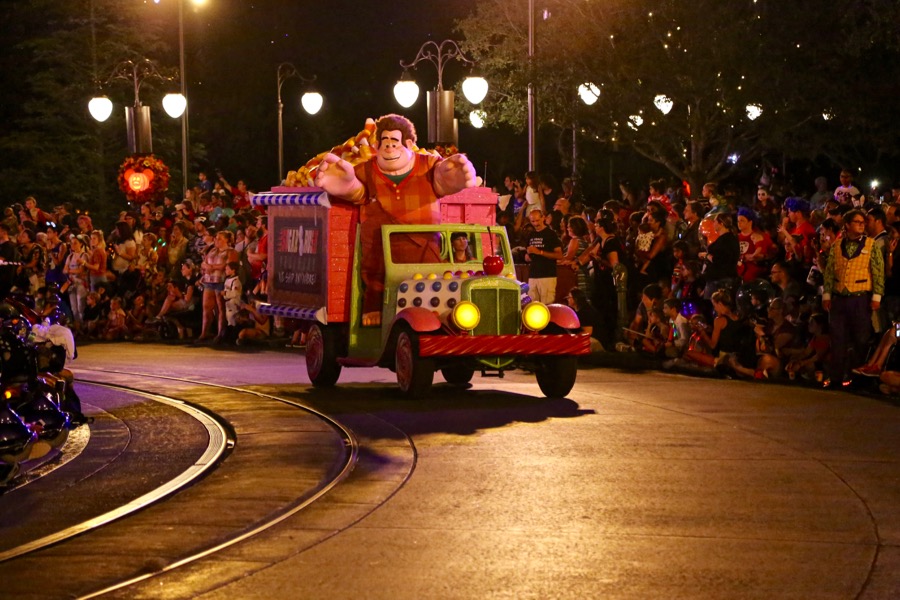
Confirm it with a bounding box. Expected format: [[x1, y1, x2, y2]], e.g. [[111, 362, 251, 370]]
[[314, 153, 363, 200], [434, 153, 476, 197]]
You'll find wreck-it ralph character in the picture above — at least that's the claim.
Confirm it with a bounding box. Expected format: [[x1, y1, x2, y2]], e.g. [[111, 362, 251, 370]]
[[315, 114, 476, 325]]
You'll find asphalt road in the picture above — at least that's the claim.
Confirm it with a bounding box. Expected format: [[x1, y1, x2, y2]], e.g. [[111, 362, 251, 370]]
[[5, 343, 900, 599]]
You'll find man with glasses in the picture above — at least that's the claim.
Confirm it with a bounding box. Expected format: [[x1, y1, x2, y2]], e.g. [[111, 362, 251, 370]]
[[822, 209, 884, 389], [769, 260, 802, 304]]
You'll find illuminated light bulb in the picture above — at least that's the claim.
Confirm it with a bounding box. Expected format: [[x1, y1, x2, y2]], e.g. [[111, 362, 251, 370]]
[[301, 91, 323, 115], [746, 104, 763, 120], [578, 83, 601, 105], [462, 75, 489, 104], [88, 96, 113, 122], [393, 73, 419, 108], [654, 94, 673, 115], [162, 93, 187, 118]]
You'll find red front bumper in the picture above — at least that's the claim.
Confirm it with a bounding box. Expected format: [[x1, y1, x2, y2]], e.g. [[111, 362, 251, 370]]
[[417, 333, 591, 357]]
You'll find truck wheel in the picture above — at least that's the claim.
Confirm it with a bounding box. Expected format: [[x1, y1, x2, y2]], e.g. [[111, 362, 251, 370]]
[[535, 356, 578, 398], [307, 323, 342, 387], [441, 366, 475, 386], [395, 329, 434, 398]]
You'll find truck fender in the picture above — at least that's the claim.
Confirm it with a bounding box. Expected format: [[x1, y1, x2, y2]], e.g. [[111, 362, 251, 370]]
[[393, 307, 442, 333], [547, 303, 580, 330]]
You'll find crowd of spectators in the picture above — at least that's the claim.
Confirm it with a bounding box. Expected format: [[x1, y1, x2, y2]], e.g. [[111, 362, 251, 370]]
[[4, 165, 900, 396], [0, 171, 302, 348], [497, 169, 900, 395]]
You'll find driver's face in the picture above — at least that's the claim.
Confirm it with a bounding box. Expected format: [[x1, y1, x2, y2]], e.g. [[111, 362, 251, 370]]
[[375, 129, 413, 174]]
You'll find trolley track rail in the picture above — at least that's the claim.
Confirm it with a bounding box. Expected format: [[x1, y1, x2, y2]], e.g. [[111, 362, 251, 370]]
[[0, 367, 419, 599]]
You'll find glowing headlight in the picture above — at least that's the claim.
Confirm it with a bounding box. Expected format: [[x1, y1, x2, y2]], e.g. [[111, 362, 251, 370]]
[[3, 389, 12, 400], [522, 301, 551, 331], [452, 301, 481, 330]]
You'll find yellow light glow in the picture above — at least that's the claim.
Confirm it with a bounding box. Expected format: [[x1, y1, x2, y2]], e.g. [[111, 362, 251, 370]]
[[452, 301, 480, 330], [522, 302, 550, 331]]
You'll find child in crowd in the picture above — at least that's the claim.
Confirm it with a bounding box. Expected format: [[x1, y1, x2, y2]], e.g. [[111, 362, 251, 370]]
[[619, 283, 663, 352], [126, 293, 150, 338], [634, 218, 655, 275], [80, 292, 101, 336], [663, 298, 691, 358], [669, 240, 689, 295], [640, 308, 669, 356], [101, 296, 128, 341], [222, 261, 242, 330]]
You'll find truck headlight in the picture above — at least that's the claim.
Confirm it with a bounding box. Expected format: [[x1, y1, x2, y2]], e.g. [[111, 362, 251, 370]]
[[522, 301, 550, 331], [452, 301, 480, 331]]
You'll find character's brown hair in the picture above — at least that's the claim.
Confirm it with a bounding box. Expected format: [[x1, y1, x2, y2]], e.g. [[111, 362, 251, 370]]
[[375, 114, 417, 145]]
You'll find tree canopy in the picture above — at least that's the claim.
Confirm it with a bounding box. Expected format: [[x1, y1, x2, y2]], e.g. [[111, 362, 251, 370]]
[[457, 0, 900, 192]]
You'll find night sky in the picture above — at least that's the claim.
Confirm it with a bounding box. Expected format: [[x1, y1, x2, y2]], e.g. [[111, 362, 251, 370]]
[[153, 0, 526, 189]]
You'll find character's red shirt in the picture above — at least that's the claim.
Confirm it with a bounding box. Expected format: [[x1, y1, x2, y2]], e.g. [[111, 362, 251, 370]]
[[353, 153, 442, 225]]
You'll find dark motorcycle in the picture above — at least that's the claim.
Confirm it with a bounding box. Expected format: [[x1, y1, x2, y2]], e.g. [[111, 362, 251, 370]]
[[0, 302, 81, 486]]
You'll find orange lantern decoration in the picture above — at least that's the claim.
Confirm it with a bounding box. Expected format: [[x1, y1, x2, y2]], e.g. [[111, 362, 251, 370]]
[[118, 154, 169, 203], [124, 169, 155, 193]]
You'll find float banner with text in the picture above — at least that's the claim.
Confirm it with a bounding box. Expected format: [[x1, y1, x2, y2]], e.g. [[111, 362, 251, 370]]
[[273, 216, 324, 296]]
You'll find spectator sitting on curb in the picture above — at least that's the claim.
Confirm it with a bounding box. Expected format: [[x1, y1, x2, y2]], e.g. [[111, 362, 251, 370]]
[[565, 287, 603, 352], [234, 301, 270, 346], [662, 298, 690, 358], [784, 313, 831, 381]]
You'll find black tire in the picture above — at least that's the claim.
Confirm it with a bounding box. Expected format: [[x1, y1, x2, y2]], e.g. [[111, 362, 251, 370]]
[[306, 323, 342, 387], [441, 365, 475, 386], [535, 355, 578, 398], [395, 328, 434, 398]]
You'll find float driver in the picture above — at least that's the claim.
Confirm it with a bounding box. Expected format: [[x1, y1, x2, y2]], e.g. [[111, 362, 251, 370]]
[[315, 114, 476, 325]]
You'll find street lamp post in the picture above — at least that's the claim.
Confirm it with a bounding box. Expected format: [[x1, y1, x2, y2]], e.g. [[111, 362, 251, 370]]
[[153, 0, 204, 197], [394, 40, 487, 146], [276, 62, 321, 184], [88, 59, 184, 154], [178, 0, 189, 199], [528, 0, 536, 171]]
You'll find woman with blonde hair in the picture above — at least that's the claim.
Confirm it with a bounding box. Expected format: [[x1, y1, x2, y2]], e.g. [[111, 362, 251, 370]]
[[198, 229, 239, 342], [85, 229, 108, 291]]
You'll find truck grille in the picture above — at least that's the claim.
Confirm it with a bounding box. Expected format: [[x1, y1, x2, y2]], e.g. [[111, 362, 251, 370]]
[[470, 287, 519, 336]]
